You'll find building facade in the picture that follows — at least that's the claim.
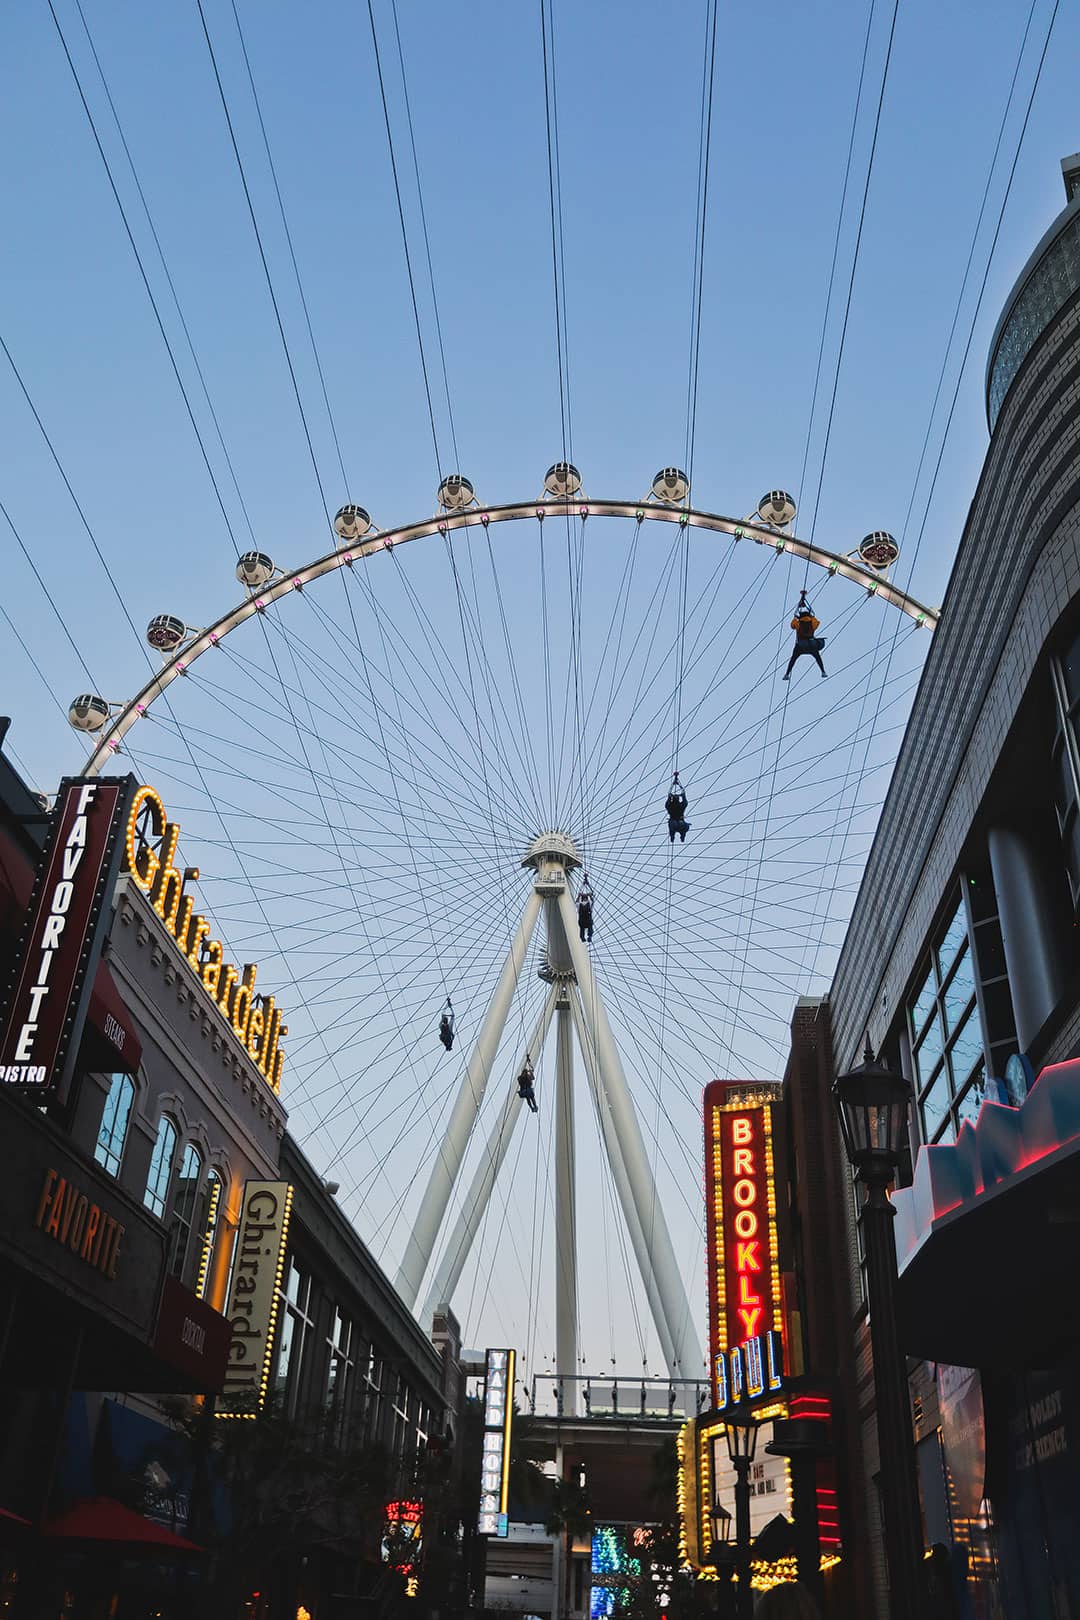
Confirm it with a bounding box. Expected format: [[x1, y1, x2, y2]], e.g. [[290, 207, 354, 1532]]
[[793, 153, 1080, 1620], [0, 749, 458, 1618]]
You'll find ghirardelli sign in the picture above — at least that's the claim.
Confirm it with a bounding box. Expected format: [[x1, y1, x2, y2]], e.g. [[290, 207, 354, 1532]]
[[219, 1181, 293, 1414]]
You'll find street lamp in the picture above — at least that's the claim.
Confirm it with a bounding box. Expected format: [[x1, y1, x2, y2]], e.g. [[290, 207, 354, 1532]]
[[709, 1501, 732, 1555], [708, 1504, 734, 1619], [724, 1410, 758, 1620], [833, 1037, 924, 1620]]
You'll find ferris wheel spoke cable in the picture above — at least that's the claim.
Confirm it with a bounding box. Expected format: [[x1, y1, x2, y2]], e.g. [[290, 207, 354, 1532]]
[[794, 0, 878, 574], [216, 621, 537, 839], [800, 0, 901, 576], [50, 0, 475, 1070], [481, 531, 551, 818], [388, 0, 460, 469], [2, 345, 364, 1101], [70, 0, 262, 556], [580, 536, 689, 840], [797, 0, 1047, 988], [285, 581, 539, 833], [350, 931, 548, 1233], [225, 0, 352, 496], [807, 0, 1063, 1004], [578, 521, 740, 859], [133, 708, 524, 877], [586, 546, 787, 839], [594, 919, 794, 1069], [381, 550, 548, 827], [2, 500, 101, 692], [441, 541, 550, 831]]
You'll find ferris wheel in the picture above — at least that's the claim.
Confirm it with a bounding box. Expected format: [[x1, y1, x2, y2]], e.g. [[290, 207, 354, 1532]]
[[68, 467, 935, 1389]]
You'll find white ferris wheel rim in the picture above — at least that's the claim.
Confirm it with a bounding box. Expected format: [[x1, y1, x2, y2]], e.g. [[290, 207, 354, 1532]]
[[80, 495, 938, 776]]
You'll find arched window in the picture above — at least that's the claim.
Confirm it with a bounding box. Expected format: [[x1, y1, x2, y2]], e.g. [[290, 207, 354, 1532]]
[[95, 1074, 135, 1178], [194, 1167, 224, 1301], [144, 1115, 177, 1219], [170, 1143, 204, 1282]]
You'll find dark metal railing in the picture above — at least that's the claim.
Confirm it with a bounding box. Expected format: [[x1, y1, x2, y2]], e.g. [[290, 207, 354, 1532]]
[[528, 1374, 711, 1420]]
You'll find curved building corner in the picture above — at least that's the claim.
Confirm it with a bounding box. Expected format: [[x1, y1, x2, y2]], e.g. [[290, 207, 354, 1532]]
[[783, 154, 1080, 1620]]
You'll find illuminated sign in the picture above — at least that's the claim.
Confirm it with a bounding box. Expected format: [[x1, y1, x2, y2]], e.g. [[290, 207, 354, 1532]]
[[34, 1165, 125, 1278], [0, 777, 135, 1097], [219, 1181, 293, 1415], [124, 784, 287, 1092], [714, 1329, 784, 1411], [382, 1500, 423, 1572], [704, 1083, 783, 1408], [477, 1347, 515, 1535]]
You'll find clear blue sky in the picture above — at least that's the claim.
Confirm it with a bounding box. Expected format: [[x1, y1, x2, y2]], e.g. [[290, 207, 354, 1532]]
[[2, 0, 1076, 1374]]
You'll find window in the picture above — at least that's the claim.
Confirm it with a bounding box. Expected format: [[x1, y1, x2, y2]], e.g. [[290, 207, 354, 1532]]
[[1051, 646, 1080, 913], [325, 1309, 356, 1441], [363, 1349, 383, 1443], [906, 898, 988, 1145], [195, 1169, 224, 1301], [274, 1259, 314, 1416], [95, 1074, 134, 1178], [144, 1115, 178, 1219], [392, 1375, 412, 1464], [169, 1144, 204, 1282]]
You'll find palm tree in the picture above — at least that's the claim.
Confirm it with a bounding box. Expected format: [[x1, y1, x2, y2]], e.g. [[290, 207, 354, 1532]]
[[545, 1473, 592, 1619]]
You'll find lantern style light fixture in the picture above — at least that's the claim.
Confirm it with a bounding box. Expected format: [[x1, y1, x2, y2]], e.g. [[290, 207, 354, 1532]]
[[709, 1501, 732, 1555], [718, 1413, 759, 1620], [833, 1034, 911, 1186]]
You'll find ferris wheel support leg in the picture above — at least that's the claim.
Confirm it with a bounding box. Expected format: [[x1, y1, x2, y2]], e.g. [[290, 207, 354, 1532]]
[[423, 984, 559, 1325], [396, 888, 543, 1310], [558, 888, 703, 1384], [554, 988, 579, 1416], [567, 988, 674, 1370]]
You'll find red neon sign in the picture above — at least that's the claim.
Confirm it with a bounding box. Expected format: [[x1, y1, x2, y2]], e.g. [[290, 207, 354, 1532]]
[[704, 1084, 783, 1406]]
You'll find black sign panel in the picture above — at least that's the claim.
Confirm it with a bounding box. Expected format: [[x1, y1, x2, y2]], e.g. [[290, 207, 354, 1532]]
[[0, 776, 135, 1098], [0, 1083, 165, 1344]]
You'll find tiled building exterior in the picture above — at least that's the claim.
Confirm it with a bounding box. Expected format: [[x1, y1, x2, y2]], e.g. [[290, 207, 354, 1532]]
[[794, 157, 1080, 1620]]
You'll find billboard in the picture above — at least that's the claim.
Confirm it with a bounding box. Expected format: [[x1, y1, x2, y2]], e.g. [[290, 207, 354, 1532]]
[[0, 777, 135, 1099], [704, 1083, 784, 1409], [218, 1181, 293, 1414], [477, 1347, 515, 1535]]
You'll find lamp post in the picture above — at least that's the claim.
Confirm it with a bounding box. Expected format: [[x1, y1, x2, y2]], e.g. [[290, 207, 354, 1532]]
[[708, 1504, 734, 1618], [723, 1409, 758, 1620], [833, 1038, 924, 1620]]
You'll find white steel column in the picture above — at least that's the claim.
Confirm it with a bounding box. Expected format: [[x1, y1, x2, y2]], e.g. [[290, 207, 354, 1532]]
[[396, 888, 542, 1308], [568, 987, 676, 1372], [558, 886, 702, 1380], [553, 986, 578, 1415], [423, 985, 559, 1322]]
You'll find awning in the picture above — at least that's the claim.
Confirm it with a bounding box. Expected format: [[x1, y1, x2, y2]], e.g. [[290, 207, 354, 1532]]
[[44, 1497, 202, 1552], [84, 959, 142, 1075], [893, 1058, 1080, 1368]]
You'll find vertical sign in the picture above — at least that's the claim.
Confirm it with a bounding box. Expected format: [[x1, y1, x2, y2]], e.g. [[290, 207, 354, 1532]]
[[219, 1180, 293, 1415], [477, 1347, 515, 1535], [0, 776, 135, 1098], [704, 1083, 784, 1409]]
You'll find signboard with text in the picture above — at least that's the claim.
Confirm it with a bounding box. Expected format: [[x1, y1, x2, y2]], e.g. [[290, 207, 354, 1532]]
[[218, 1180, 293, 1414], [123, 784, 288, 1092], [704, 1082, 785, 1409], [477, 1347, 515, 1536], [0, 776, 135, 1099]]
